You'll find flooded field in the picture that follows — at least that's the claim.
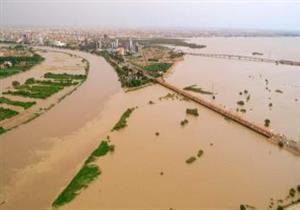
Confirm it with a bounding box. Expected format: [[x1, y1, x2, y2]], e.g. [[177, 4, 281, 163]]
[[0, 38, 299, 210], [0, 48, 121, 209], [168, 37, 300, 141]]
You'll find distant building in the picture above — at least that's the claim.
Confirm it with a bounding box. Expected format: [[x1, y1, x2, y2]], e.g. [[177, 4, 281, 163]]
[[115, 39, 119, 48], [96, 39, 102, 50], [129, 37, 133, 52], [135, 42, 141, 53], [53, 40, 66, 47], [38, 36, 44, 45]]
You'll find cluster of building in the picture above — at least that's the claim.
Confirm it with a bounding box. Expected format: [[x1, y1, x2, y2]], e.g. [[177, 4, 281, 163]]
[[96, 35, 141, 56], [0, 28, 142, 56]]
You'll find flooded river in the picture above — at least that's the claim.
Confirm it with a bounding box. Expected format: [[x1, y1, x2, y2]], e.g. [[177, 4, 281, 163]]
[[0, 38, 299, 210]]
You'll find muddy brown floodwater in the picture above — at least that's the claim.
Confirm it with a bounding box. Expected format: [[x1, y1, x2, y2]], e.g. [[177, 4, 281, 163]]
[[0, 47, 121, 209], [0, 38, 300, 210]]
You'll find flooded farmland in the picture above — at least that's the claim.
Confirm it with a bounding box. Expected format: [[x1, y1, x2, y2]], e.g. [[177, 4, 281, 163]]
[[1, 38, 300, 210]]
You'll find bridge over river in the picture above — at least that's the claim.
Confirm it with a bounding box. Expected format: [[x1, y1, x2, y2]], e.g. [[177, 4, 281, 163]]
[[130, 60, 300, 156], [185, 52, 300, 66]]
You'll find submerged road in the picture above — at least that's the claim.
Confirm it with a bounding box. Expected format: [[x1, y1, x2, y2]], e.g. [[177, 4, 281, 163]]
[[0, 47, 121, 209]]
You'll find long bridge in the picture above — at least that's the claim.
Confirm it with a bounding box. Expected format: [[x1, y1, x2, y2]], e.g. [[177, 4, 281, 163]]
[[155, 77, 273, 138], [153, 77, 300, 155], [126, 57, 300, 156], [186, 52, 300, 66]]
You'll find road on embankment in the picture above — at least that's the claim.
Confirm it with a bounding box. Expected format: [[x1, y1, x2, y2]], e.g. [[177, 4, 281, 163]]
[[0, 47, 121, 210]]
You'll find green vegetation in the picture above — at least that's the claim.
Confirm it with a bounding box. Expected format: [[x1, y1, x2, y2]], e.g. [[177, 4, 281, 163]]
[[85, 141, 115, 165], [180, 119, 189, 126], [4, 73, 85, 99], [246, 95, 250, 102], [53, 164, 99, 207], [0, 127, 6, 135], [0, 97, 36, 109], [143, 63, 172, 77], [159, 93, 177, 100], [240, 108, 246, 113], [197, 150, 204, 158], [186, 108, 199, 116], [112, 108, 135, 131], [278, 141, 284, 148], [52, 140, 114, 208], [289, 188, 296, 197], [240, 205, 246, 210], [100, 51, 150, 88], [185, 156, 196, 164], [183, 84, 213, 95], [0, 53, 44, 78], [44, 72, 86, 80], [0, 107, 19, 121], [237, 100, 245, 106], [138, 38, 206, 49], [12, 80, 20, 87], [4, 85, 64, 99], [264, 118, 270, 127]]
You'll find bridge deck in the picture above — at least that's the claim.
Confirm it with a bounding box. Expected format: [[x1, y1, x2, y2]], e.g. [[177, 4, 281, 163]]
[[155, 78, 273, 138], [186, 53, 300, 66]]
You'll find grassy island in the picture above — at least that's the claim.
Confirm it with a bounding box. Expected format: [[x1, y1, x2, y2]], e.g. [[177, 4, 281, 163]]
[[183, 85, 213, 95], [52, 140, 114, 208], [112, 108, 135, 131], [186, 108, 199, 116]]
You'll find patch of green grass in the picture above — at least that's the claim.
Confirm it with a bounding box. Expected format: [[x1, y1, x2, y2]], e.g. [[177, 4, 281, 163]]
[[237, 100, 245, 106], [52, 140, 114, 208], [0, 67, 23, 78], [4, 85, 63, 99], [144, 63, 172, 72], [85, 141, 115, 165], [185, 156, 196, 164], [143, 63, 172, 77], [0, 97, 36, 109], [33, 78, 79, 87], [180, 119, 189, 126], [0, 107, 19, 121], [44, 72, 86, 80], [138, 38, 206, 49], [0, 53, 44, 78], [0, 127, 6, 135], [264, 118, 270, 127], [112, 108, 135, 131], [183, 85, 213, 95], [52, 164, 100, 208], [186, 108, 199, 117], [197, 150, 204, 158]]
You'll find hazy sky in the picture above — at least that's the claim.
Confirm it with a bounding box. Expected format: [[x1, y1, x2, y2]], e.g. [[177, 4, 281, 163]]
[[1, 0, 300, 31]]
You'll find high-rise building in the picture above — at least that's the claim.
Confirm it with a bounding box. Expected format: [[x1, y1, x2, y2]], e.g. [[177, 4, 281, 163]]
[[129, 38, 133, 51], [115, 39, 119, 48], [97, 39, 102, 50]]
